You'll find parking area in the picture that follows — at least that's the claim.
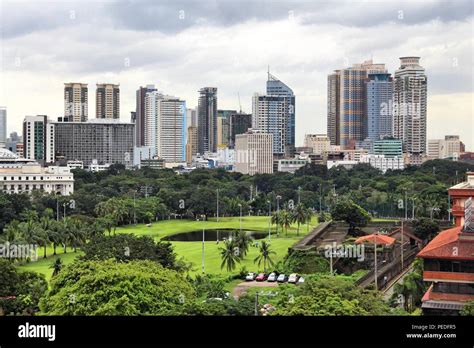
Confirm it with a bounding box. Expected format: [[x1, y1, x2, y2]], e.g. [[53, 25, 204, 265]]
[[232, 280, 279, 298]]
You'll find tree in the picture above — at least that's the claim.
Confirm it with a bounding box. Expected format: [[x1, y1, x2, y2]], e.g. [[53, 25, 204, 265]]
[[219, 239, 241, 272], [331, 200, 371, 235], [50, 258, 63, 277], [81, 234, 179, 269], [40, 259, 195, 315], [279, 209, 293, 236], [460, 301, 474, 316], [412, 218, 440, 241], [292, 203, 307, 236], [0, 260, 47, 315], [254, 241, 276, 273], [233, 230, 253, 258]]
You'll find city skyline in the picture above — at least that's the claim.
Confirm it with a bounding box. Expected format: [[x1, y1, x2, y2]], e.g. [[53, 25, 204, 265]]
[[0, 0, 473, 149]]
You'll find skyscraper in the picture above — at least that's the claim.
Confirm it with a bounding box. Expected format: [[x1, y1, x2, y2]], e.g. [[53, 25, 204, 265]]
[[23, 115, 55, 164], [135, 85, 157, 147], [229, 112, 252, 148], [217, 110, 235, 147], [64, 83, 88, 122], [197, 87, 218, 154], [365, 72, 393, 141], [393, 57, 427, 161], [252, 72, 295, 155], [96, 83, 120, 119], [186, 126, 198, 164], [144, 91, 186, 162], [327, 60, 387, 149], [0, 107, 6, 148]]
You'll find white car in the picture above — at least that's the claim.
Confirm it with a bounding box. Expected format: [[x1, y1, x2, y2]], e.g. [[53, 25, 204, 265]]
[[288, 273, 299, 284], [267, 272, 278, 282], [277, 274, 287, 283], [245, 272, 257, 281], [297, 276, 305, 284]]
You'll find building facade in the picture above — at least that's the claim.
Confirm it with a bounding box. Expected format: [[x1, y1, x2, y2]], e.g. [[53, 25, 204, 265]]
[[0, 107, 6, 148], [96, 83, 120, 119], [235, 130, 273, 175], [54, 119, 134, 166], [229, 112, 252, 148], [304, 134, 331, 155], [428, 135, 462, 160], [186, 126, 198, 164], [366, 72, 393, 141], [360, 154, 404, 173], [197, 87, 218, 154], [393, 57, 427, 163], [449, 172, 474, 227], [23, 115, 55, 164], [252, 73, 295, 155], [64, 83, 88, 122], [135, 85, 157, 147], [0, 148, 73, 195], [373, 138, 403, 157]]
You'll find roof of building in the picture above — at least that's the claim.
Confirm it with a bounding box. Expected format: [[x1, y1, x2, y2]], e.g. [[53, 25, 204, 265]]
[[0, 148, 18, 159], [422, 284, 474, 304], [449, 172, 474, 190], [417, 225, 474, 260]]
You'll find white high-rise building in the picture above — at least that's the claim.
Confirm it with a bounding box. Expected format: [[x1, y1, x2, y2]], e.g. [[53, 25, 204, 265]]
[[144, 91, 186, 163], [235, 129, 273, 175], [23, 115, 55, 164], [0, 107, 6, 148], [393, 57, 427, 163]]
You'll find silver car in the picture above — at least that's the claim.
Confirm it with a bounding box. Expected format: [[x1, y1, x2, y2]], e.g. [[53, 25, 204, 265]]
[[267, 272, 278, 282]]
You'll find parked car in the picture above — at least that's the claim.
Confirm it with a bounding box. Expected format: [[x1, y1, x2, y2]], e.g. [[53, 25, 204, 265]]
[[256, 273, 267, 282], [267, 272, 278, 282], [288, 273, 299, 283], [245, 272, 257, 281], [277, 274, 287, 283], [297, 276, 305, 284]]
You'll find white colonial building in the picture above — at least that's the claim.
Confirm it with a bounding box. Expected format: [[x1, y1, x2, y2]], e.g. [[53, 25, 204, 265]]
[[0, 148, 73, 195]]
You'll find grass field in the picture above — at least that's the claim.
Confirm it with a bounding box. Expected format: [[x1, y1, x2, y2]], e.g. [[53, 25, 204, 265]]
[[17, 216, 318, 280]]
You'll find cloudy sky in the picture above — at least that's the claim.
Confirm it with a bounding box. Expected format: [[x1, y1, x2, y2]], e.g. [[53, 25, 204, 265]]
[[0, 0, 473, 149]]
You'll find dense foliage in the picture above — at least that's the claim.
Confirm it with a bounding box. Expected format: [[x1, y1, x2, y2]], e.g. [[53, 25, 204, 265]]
[[40, 259, 195, 315]]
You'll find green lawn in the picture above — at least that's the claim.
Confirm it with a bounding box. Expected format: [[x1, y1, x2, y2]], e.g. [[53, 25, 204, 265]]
[[17, 216, 318, 281]]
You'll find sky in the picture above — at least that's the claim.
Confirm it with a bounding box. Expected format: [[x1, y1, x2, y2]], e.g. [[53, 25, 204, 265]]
[[0, 0, 473, 149]]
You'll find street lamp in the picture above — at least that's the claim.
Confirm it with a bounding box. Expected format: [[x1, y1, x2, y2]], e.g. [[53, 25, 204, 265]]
[[238, 203, 242, 233], [297, 186, 301, 205], [216, 188, 219, 223], [267, 200, 271, 240], [276, 195, 281, 212]]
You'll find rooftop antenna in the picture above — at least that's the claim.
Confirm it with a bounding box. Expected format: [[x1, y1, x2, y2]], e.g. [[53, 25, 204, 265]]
[[267, 65, 270, 80], [238, 92, 242, 113]]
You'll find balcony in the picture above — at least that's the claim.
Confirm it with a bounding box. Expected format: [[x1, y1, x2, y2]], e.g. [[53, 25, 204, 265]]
[[424, 271, 474, 283]]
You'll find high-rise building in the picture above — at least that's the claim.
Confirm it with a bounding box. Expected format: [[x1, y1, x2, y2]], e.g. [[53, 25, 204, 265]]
[[64, 83, 88, 122], [135, 85, 157, 147], [304, 134, 331, 155], [372, 138, 403, 158], [327, 60, 387, 149], [428, 135, 462, 160], [144, 92, 186, 163], [393, 57, 427, 162], [252, 72, 295, 155], [0, 107, 6, 148], [54, 119, 134, 166], [186, 108, 197, 129], [23, 115, 55, 164], [327, 72, 340, 146], [217, 110, 235, 147], [197, 87, 218, 154], [235, 129, 273, 175], [186, 126, 198, 164], [229, 112, 252, 148], [96, 83, 120, 119], [366, 73, 393, 141]]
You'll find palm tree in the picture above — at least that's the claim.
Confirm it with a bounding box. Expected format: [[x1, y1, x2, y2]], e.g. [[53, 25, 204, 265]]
[[271, 211, 281, 235], [50, 258, 63, 277], [279, 210, 293, 236], [219, 240, 241, 272], [292, 203, 307, 236], [38, 215, 53, 258], [233, 230, 253, 258], [254, 241, 276, 273]]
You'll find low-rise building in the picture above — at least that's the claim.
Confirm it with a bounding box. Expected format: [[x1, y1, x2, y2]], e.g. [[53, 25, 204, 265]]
[[277, 158, 310, 173], [360, 154, 404, 173], [0, 148, 73, 195]]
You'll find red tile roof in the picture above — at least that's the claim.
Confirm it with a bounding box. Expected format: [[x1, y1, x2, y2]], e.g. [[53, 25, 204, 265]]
[[417, 226, 474, 260], [422, 285, 474, 303]]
